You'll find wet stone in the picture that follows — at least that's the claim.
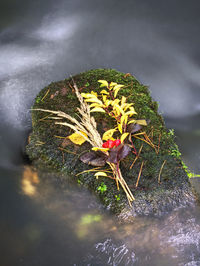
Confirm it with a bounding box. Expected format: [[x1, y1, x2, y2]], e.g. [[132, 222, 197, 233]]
[[26, 68, 196, 222]]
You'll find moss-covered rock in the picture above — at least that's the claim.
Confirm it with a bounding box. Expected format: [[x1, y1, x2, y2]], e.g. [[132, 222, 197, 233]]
[[26, 69, 195, 222]]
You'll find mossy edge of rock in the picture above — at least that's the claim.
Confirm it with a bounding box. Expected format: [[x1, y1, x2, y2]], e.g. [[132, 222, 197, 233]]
[[26, 68, 195, 222]]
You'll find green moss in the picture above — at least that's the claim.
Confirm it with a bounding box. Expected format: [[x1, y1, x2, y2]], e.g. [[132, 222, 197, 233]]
[[26, 68, 193, 219]]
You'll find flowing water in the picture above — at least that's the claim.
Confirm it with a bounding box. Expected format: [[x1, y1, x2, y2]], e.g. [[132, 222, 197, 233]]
[[1, 0, 200, 265]]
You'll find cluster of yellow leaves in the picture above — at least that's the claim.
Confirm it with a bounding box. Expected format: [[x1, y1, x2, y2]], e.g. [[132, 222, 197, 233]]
[[80, 80, 147, 146]]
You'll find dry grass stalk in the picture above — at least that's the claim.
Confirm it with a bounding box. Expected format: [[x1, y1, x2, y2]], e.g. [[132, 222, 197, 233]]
[[156, 133, 162, 154], [158, 160, 166, 184], [135, 161, 144, 188], [130, 144, 143, 169], [41, 89, 50, 102], [58, 147, 77, 155], [109, 162, 135, 205]]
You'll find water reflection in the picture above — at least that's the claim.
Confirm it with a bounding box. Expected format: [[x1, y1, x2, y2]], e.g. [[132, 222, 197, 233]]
[[21, 166, 39, 196], [6, 167, 197, 265]]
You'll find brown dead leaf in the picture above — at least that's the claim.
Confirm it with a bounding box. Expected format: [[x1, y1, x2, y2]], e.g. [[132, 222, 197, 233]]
[[124, 73, 132, 78], [50, 90, 59, 99], [61, 138, 71, 148], [61, 87, 68, 96]]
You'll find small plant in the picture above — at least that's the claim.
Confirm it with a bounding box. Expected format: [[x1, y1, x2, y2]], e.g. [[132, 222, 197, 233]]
[[168, 129, 174, 136], [115, 194, 121, 201], [170, 146, 181, 158], [84, 82, 90, 87], [35, 95, 42, 103], [97, 182, 107, 193], [77, 179, 83, 185], [182, 161, 200, 178]]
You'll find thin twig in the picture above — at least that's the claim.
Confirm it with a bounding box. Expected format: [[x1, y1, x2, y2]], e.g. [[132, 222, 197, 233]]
[[41, 89, 50, 102], [130, 144, 143, 169], [54, 135, 66, 139], [58, 147, 77, 155], [35, 141, 45, 146], [39, 114, 51, 121], [135, 161, 144, 188], [133, 135, 154, 147], [156, 133, 162, 155], [158, 160, 166, 184], [144, 132, 155, 149], [76, 167, 102, 176]]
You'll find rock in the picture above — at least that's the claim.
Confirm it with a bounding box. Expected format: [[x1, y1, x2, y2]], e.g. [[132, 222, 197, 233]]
[[26, 69, 195, 222]]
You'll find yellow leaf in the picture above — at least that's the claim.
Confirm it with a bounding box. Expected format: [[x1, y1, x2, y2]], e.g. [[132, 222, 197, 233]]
[[102, 128, 116, 141], [135, 119, 147, 126], [113, 85, 124, 98], [102, 95, 107, 103], [68, 131, 88, 145], [114, 104, 124, 116], [128, 119, 136, 124], [118, 123, 122, 134], [120, 115, 128, 126], [94, 172, 108, 179], [90, 107, 105, 113], [113, 84, 124, 90], [125, 109, 137, 117], [92, 147, 109, 152], [120, 132, 129, 143], [105, 100, 111, 107], [91, 91, 98, 96], [123, 103, 134, 111], [85, 98, 103, 105], [110, 82, 117, 88], [89, 103, 101, 108], [114, 87, 121, 98], [98, 80, 108, 88], [125, 115, 128, 125], [111, 99, 120, 106], [121, 96, 126, 105], [81, 93, 97, 99], [100, 90, 109, 95]]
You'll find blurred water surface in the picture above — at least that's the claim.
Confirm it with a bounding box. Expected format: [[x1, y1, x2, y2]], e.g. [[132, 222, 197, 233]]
[[1, 0, 200, 265]]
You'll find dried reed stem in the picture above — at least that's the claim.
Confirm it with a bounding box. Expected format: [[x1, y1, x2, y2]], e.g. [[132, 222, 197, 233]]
[[135, 161, 144, 188], [130, 144, 143, 169], [158, 160, 166, 184]]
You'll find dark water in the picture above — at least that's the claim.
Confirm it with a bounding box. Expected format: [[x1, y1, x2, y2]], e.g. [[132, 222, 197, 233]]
[[1, 0, 200, 265]]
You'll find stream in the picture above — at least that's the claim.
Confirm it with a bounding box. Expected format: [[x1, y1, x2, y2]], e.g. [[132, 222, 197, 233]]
[[1, 0, 200, 265]]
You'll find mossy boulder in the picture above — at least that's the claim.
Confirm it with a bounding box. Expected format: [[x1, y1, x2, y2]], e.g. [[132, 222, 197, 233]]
[[26, 69, 195, 222]]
